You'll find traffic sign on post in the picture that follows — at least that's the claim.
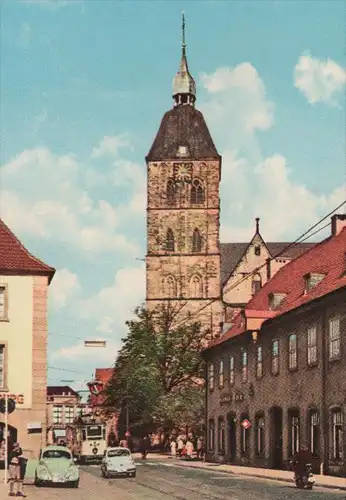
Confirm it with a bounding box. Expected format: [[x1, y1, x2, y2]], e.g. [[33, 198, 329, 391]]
[[0, 398, 15, 415], [241, 419, 252, 430]]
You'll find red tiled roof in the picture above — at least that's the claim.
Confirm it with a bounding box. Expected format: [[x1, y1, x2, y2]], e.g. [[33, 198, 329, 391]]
[[90, 368, 114, 407], [209, 227, 346, 349], [0, 218, 55, 282]]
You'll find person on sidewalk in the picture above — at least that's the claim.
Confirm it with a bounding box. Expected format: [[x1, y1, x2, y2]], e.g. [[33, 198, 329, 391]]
[[291, 445, 313, 481], [185, 439, 194, 460], [8, 442, 26, 498], [196, 437, 204, 460], [177, 437, 184, 458], [170, 438, 177, 458]]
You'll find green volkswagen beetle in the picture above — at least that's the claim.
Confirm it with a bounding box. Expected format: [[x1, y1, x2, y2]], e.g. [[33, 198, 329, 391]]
[[35, 445, 79, 488]]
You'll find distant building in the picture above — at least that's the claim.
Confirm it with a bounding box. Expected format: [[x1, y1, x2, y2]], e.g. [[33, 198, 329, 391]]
[[0, 218, 55, 459], [89, 368, 118, 442], [46, 386, 82, 443], [203, 214, 346, 477]]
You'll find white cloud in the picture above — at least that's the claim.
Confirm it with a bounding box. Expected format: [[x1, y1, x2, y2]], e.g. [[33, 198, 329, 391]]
[[51, 340, 120, 364], [0, 147, 139, 256], [91, 134, 131, 158], [78, 265, 146, 331], [294, 53, 346, 105], [49, 268, 80, 311]]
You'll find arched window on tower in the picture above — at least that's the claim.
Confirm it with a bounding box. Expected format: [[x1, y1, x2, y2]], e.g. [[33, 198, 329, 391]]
[[165, 228, 175, 252], [191, 179, 205, 204], [165, 275, 177, 298], [166, 179, 175, 206], [192, 228, 202, 253], [190, 275, 203, 298], [252, 274, 262, 295]]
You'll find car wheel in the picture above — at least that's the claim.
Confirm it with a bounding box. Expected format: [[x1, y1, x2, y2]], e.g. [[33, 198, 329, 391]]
[[35, 477, 42, 488], [71, 480, 79, 488], [129, 471, 136, 478]]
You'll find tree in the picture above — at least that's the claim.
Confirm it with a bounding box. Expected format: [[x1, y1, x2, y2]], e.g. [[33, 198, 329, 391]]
[[104, 303, 211, 436]]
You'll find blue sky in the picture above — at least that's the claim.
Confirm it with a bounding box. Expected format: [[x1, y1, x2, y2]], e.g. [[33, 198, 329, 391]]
[[1, 0, 345, 391]]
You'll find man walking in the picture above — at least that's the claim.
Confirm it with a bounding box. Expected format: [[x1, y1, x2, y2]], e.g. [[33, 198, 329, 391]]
[[8, 442, 26, 497]]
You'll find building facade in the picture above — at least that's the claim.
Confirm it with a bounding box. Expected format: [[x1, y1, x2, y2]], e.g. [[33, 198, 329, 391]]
[[0, 218, 55, 459], [145, 16, 315, 336], [46, 386, 82, 444], [203, 215, 346, 477]]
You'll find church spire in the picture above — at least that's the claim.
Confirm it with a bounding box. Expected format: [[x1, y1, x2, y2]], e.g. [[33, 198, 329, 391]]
[[172, 12, 196, 107]]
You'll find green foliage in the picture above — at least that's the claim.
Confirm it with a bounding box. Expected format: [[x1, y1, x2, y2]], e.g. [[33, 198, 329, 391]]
[[103, 303, 210, 434]]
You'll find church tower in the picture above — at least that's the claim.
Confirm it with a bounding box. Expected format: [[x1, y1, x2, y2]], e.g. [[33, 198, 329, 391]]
[[146, 14, 222, 335]]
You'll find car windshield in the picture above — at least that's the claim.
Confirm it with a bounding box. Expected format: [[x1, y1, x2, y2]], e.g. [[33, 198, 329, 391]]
[[107, 449, 130, 458], [42, 450, 71, 460]]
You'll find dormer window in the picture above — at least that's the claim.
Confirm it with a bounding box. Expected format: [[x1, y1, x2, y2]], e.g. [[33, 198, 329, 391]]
[[268, 292, 287, 310], [304, 273, 326, 293]]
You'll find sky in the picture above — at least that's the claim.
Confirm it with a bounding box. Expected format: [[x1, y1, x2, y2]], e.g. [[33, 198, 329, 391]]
[[0, 0, 345, 392]]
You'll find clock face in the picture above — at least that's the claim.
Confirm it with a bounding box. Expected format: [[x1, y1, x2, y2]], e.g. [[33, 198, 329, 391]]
[[174, 162, 192, 182]]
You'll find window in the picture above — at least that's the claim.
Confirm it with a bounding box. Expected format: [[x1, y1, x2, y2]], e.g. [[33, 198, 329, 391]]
[[256, 346, 263, 379], [218, 360, 224, 388], [269, 293, 286, 310], [0, 285, 8, 320], [190, 275, 202, 298], [288, 334, 298, 370], [192, 228, 202, 253], [218, 417, 225, 453], [241, 350, 248, 383], [252, 274, 262, 295], [306, 325, 318, 366], [255, 415, 265, 456], [191, 179, 205, 204], [208, 363, 214, 391], [254, 245, 261, 256], [166, 179, 175, 205], [208, 419, 215, 451], [0, 345, 5, 389], [241, 416, 250, 455], [64, 406, 75, 424], [271, 340, 279, 375], [53, 406, 63, 424], [165, 275, 177, 298], [329, 317, 341, 360], [304, 273, 325, 293], [331, 409, 343, 460], [309, 410, 319, 457], [229, 356, 235, 385], [165, 228, 175, 252], [289, 412, 300, 456]]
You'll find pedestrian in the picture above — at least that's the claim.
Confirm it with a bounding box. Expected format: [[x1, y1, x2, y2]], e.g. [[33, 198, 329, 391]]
[[170, 438, 177, 458], [8, 442, 26, 497], [185, 439, 194, 460], [196, 437, 203, 460], [177, 436, 184, 458], [291, 444, 313, 481], [119, 437, 128, 448]]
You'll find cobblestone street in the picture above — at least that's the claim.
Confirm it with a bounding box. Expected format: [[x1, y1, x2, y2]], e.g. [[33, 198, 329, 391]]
[[2, 460, 345, 500]]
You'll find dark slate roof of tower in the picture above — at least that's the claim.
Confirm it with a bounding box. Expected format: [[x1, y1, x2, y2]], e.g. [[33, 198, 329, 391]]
[[146, 105, 220, 161]]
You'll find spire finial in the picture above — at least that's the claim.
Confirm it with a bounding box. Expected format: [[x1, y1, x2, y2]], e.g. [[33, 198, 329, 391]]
[[182, 11, 186, 50], [255, 217, 260, 233]]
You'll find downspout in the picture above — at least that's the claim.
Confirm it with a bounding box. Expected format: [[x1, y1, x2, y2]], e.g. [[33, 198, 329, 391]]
[[321, 307, 327, 475]]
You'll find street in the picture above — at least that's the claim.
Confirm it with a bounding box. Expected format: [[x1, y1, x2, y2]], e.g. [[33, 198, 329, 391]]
[[13, 459, 346, 500]]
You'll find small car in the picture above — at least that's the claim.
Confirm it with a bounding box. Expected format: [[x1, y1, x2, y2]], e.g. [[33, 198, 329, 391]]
[[101, 447, 136, 478], [35, 445, 79, 488]]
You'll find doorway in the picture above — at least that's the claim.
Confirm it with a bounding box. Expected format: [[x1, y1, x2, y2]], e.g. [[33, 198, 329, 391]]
[[270, 407, 283, 469], [227, 413, 237, 462]]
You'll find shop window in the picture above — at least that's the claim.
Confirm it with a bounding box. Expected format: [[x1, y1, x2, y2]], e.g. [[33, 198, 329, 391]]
[[271, 340, 280, 375], [255, 415, 265, 456], [289, 411, 300, 457], [256, 345, 263, 379], [240, 416, 250, 455], [218, 417, 225, 453], [329, 317, 341, 360], [288, 334, 297, 370], [208, 419, 215, 451], [307, 326, 317, 366], [309, 410, 319, 457], [229, 356, 235, 386], [165, 228, 175, 252], [191, 179, 205, 204], [166, 179, 176, 205], [331, 409, 343, 461], [192, 228, 202, 253], [241, 350, 248, 383], [208, 363, 214, 391], [219, 360, 224, 389]]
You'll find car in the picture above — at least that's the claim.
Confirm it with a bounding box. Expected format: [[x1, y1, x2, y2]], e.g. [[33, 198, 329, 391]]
[[101, 447, 136, 478], [35, 445, 79, 488]]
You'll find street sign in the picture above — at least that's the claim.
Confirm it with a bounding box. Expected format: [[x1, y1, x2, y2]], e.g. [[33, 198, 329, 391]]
[[0, 398, 15, 415], [241, 419, 252, 430]]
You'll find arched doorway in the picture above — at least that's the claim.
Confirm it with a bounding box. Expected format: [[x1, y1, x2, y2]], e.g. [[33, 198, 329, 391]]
[[227, 413, 237, 462], [269, 407, 283, 469]]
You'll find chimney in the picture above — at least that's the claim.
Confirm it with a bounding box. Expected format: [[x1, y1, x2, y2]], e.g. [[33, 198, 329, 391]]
[[266, 258, 271, 280], [331, 214, 346, 236]]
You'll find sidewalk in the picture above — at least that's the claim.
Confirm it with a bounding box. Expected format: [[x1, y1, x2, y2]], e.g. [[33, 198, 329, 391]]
[[143, 452, 346, 491]]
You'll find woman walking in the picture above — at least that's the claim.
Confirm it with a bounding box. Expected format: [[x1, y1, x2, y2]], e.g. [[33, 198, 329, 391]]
[[8, 442, 26, 497]]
